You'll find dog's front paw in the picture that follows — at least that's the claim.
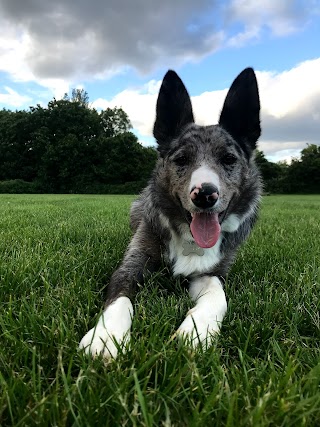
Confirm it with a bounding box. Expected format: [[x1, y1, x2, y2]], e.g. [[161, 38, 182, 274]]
[[79, 296, 133, 360], [79, 324, 130, 359], [176, 306, 221, 349]]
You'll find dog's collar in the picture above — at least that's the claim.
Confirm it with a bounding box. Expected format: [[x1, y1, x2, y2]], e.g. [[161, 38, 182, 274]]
[[182, 241, 205, 256]]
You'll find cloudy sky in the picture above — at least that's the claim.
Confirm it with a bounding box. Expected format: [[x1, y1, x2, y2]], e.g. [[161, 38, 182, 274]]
[[0, 0, 319, 162]]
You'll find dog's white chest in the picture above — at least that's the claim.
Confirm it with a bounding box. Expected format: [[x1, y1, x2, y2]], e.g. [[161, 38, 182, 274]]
[[168, 232, 222, 277]]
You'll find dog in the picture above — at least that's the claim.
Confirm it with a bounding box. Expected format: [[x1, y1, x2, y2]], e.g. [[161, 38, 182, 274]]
[[79, 67, 262, 359]]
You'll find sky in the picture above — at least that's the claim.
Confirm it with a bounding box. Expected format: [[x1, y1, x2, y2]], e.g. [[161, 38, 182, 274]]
[[0, 0, 319, 163]]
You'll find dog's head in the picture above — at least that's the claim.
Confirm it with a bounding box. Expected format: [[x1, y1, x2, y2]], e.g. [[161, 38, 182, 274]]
[[153, 68, 261, 248]]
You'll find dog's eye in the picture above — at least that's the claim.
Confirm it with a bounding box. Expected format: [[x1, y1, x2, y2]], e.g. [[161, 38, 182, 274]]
[[174, 155, 189, 167], [221, 153, 237, 166]]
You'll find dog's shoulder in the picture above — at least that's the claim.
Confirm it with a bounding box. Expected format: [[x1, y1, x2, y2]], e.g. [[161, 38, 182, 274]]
[[130, 186, 152, 231]]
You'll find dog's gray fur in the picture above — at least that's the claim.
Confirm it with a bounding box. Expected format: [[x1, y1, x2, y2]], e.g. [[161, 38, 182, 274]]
[[79, 68, 262, 358]]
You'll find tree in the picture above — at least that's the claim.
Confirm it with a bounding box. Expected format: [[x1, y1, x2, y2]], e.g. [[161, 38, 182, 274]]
[[1, 98, 318, 195], [63, 88, 90, 108], [31, 99, 102, 191], [100, 107, 132, 137], [284, 144, 320, 193], [71, 88, 90, 108], [301, 144, 320, 193], [301, 144, 320, 162], [0, 109, 35, 181], [0, 96, 157, 193], [255, 150, 286, 193]]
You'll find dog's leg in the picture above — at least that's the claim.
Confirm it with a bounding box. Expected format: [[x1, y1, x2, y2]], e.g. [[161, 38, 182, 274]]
[[176, 276, 227, 349], [79, 295, 133, 360], [79, 222, 160, 359]]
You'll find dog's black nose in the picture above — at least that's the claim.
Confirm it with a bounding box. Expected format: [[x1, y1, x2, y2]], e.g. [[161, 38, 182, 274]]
[[190, 183, 219, 209]]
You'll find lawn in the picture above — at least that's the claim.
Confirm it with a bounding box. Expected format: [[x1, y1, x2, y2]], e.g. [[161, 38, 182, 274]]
[[0, 194, 319, 426]]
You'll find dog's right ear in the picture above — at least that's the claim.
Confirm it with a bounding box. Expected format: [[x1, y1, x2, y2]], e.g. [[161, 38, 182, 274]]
[[153, 70, 194, 156]]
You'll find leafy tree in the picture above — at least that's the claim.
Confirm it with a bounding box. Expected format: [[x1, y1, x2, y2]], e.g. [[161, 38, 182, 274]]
[[63, 88, 90, 108], [1, 97, 318, 195], [301, 143, 320, 163], [0, 109, 18, 180], [255, 150, 286, 193], [0, 109, 35, 181], [284, 144, 320, 193], [71, 88, 90, 108], [0, 95, 157, 193], [100, 107, 132, 137]]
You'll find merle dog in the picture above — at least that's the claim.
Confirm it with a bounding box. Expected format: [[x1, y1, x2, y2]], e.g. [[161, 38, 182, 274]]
[[79, 68, 262, 359]]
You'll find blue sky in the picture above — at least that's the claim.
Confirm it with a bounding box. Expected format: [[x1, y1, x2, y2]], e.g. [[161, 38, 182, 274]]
[[0, 0, 319, 162]]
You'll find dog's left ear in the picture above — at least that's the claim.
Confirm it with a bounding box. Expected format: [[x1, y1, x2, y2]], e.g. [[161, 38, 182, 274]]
[[153, 70, 194, 156], [219, 68, 260, 157]]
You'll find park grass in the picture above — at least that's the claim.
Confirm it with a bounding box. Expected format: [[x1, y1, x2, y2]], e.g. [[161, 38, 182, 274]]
[[0, 194, 319, 426]]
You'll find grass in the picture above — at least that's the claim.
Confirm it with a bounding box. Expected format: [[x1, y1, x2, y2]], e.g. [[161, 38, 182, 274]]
[[0, 194, 319, 426]]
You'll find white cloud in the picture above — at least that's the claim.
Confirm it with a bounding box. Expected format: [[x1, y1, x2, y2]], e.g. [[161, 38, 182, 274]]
[[257, 60, 320, 162], [92, 87, 158, 136], [257, 59, 320, 118], [226, 25, 260, 48], [0, 21, 70, 101], [0, 0, 222, 82], [259, 141, 306, 162], [92, 58, 320, 162], [0, 1, 318, 161], [0, 0, 316, 87], [0, 23, 34, 83], [0, 86, 32, 108], [37, 78, 70, 101], [226, 0, 311, 37], [92, 79, 165, 136]]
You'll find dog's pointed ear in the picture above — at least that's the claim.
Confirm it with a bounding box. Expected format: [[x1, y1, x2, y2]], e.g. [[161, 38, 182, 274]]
[[219, 68, 261, 157], [153, 70, 194, 156]]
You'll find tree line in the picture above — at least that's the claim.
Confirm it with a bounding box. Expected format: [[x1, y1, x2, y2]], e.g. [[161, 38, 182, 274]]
[[255, 146, 319, 194], [0, 90, 319, 194], [0, 90, 157, 194]]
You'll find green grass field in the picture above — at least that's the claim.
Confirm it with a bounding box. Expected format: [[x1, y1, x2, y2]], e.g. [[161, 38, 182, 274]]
[[0, 194, 319, 426]]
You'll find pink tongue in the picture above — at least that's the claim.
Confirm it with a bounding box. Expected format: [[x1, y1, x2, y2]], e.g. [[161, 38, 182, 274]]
[[190, 213, 221, 248]]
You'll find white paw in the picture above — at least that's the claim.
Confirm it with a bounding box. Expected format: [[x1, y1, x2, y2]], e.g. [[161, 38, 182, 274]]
[[79, 324, 130, 359], [79, 296, 133, 360], [176, 306, 221, 349]]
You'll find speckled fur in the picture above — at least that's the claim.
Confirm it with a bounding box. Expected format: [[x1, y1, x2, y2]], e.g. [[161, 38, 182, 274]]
[[80, 68, 263, 357]]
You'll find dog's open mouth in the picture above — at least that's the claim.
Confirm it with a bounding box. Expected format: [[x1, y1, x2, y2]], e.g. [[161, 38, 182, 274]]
[[190, 212, 221, 249], [184, 208, 229, 249], [182, 196, 233, 249]]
